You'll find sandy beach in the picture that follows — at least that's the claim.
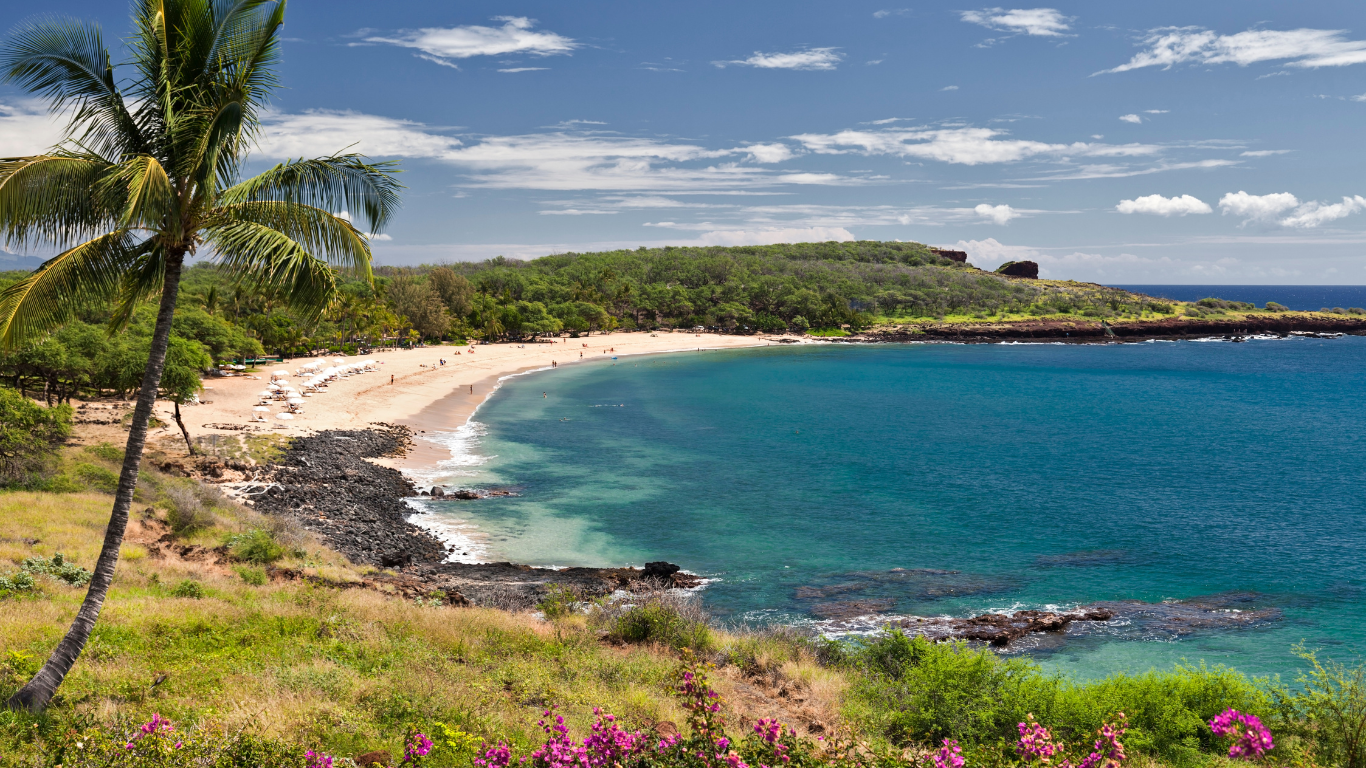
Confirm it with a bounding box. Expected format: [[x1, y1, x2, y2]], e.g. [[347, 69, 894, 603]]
[[156, 331, 792, 465]]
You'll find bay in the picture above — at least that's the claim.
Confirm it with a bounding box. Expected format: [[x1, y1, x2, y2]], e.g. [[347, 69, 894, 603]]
[[413, 337, 1366, 679]]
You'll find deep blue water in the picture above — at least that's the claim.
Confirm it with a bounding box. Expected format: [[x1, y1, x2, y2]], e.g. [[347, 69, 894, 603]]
[[412, 338, 1366, 679], [1117, 285, 1366, 312]]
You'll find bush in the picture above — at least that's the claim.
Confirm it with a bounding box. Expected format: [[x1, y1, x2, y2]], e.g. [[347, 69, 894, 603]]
[[43, 717, 305, 767], [227, 529, 285, 564], [1351, 307, 1366, 316], [21, 553, 93, 587], [0, 389, 71, 486], [235, 565, 268, 586], [590, 590, 713, 651], [170, 579, 205, 599], [71, 462, 120, 493], [163, 483, 218, 535], [844, 631, 1270, 759], [83, 442, 123, 462], [1265, 301, 1289, 311], [1274, 645, 1366, 768]]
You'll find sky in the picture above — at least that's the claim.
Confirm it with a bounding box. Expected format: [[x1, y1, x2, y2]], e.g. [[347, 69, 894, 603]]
[[3, 1, 1366, 283]]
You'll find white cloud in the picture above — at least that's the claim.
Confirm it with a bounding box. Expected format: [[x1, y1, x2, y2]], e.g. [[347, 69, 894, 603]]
[[1115, 194, 1212, 216], [364, 17, 576, 67], [499, 67, 548, 73], [1119, 114, 1143, 124], [1354, 93, 1366, 102], [873, 9, 910, 18], [254, 110, 854, 191], [1279, 196, 1366, 228], [256, 109, 465, 159], [715, 48, 844, 70], [1218, 191, 1301, 222], [1240, 149, 1292, 157], [941, 85, 959, 91], [975, 204, 1020, 224], [960, 8, 1072, 37], [742, 143, 795, 163], [0, 100, 67, 156], [790, 126, 1159, 165], [1145, 109, 1169, 114], [368, 233, 394, 241], [1100, 27, 1366, 74], [692, 227, 855, 246]]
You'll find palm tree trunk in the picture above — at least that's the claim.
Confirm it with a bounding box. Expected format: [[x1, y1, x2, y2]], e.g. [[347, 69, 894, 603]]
[[6, 252, 186, 713]]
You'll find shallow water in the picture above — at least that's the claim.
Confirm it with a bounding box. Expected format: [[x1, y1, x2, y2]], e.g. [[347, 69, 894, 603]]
[[409, 338, 1366, 679]]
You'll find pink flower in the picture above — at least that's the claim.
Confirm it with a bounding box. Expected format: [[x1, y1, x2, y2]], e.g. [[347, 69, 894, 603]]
[[932, 739, 964, 768], [1210, 710, 1273, 760]]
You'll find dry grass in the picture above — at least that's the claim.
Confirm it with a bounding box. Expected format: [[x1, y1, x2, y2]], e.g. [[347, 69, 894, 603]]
[[0, 477, 833, 764]]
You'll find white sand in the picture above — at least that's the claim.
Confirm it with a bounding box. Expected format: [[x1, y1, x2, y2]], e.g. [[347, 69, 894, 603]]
[[157, 332, 797, 459]]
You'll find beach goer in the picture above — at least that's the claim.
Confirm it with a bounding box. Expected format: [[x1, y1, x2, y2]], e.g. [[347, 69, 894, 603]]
[[469, 385, 473, 394], [390, 374, 394, 384], [543, 392, 547, 398]]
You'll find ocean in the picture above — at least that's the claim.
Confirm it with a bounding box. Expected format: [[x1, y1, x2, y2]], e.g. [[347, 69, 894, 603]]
[[1116, 285, 1366, 312], [408, 337, 1366, 680]]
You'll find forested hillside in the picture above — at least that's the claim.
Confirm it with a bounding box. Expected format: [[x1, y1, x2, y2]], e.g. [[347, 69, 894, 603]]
[[0, 240, 1190, 402]]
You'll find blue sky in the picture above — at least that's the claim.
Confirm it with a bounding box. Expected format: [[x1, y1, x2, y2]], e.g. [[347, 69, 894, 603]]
[[4, 1, 1366, 283]]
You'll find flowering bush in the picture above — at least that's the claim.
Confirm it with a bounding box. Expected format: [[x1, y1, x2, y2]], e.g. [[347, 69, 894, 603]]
[[1015, 713, 1127, 768], [1209, 710, 1274, 760], [929, 739, 963, 768]]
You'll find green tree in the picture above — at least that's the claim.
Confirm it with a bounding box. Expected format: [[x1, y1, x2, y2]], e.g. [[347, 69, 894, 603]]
[[0, 0, 400, 712], [0, 388, 71, 485], [159, 336, 212, 455]]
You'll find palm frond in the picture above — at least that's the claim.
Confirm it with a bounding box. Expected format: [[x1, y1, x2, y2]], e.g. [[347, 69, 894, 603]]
[[204, 220, 338, 318], [208, 200, 371, 277], [0, 230, 144, 347], [106, 242, 167, 332], [100, 154, 178, 235], [221, 154, 402, 234], [0, 16, 145, 159], [0, 153, 116, 249], [208, 0, 283, 107]]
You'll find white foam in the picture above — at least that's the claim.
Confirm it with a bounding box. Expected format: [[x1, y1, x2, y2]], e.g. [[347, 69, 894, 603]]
[[404, 497, 490, 564]]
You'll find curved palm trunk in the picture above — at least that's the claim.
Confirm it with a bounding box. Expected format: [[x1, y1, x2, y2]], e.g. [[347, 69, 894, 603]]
[[6, 252, 185, 713]]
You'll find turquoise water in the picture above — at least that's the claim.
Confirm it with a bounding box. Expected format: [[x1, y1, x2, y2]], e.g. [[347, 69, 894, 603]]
[[413, 338, 1366, 679]]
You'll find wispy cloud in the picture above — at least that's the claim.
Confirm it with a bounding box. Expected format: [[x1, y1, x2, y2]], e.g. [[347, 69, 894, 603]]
[[499, 67, 548, 73], [0, 100, 65, 156], [790, 126, 1160, 165], [960, 8, 1073, 37], [254, 111, 844, 191], [1100, 27, 1366, 74], [1116, 194, 1212, 216], [364, 17, 576, 68], [1119, 114, 1143, 124], [941, 85, 959, 91], [873, 9, 910, 18], [1240, 149, 1292, 157], [714, 47, 843, 70]]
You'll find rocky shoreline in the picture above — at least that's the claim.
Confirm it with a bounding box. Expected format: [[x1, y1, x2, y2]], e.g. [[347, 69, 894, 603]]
[[852, 315, 1366, 344], [245, 424, 699, 607]]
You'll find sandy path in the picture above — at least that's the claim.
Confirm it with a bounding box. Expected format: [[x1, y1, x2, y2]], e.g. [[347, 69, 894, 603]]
[[156, 332, 794, 458]]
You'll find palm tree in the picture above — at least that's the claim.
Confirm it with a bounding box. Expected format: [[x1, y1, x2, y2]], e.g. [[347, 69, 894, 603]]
[[0, 0, 400, 712]]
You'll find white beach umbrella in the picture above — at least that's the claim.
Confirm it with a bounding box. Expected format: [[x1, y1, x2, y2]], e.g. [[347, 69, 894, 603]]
[[333, 357, 345, 364], [275, 412, 294, 420], [252, 406, 270, 412], [287, 397, 304, 404], [258, 390, 274, 398]]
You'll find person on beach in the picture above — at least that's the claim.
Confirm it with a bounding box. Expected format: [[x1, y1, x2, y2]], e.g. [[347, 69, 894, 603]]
[[469, 385, 473, 394], [390, 375, 394, 384]]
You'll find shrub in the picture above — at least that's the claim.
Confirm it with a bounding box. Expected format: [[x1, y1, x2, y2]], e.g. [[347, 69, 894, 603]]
[[163, 482, 218, 535], [227, 528, 285, 564], [21, 553, 93, 587], [0, 570, 36, 596], [170, 579, 205, 599], [589, 590, 713, 651], [235, 565, 268, 586], [1265, 301, 1288, 312], [1273, 646, 1366, 768], [537, 583, 580, 619], [844, 631, 1270, 759], [72, 462, 120, 493], [0, 389, 71, 486], [83, 442, 123, 462], [1351, 307, 1366, 316], [43, 715, 305, 767]]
